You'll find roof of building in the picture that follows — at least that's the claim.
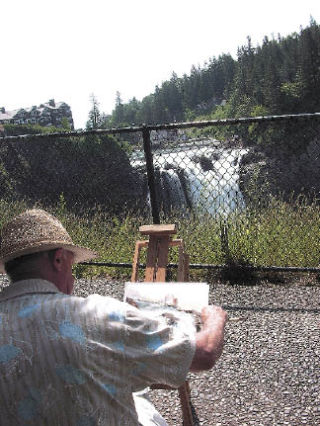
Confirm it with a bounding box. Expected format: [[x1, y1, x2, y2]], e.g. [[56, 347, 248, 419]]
[[0, 111, 14, 120], [0, 100, 70, 121]]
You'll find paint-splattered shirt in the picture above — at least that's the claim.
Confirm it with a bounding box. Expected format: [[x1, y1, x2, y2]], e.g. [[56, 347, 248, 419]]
[[0, 279, 196, 425]]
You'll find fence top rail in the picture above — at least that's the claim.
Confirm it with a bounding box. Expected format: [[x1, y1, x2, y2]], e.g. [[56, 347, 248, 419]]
[[1, 112, 320, 142], [81, 261, 320, 274]]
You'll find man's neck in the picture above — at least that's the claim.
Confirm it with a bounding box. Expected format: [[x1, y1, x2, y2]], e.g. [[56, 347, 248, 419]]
[[11, 272, 57, 288]]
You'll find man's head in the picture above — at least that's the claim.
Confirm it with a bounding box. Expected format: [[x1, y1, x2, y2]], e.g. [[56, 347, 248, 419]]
[[0, 209, 97, 293], [4, 247, 76, 294]]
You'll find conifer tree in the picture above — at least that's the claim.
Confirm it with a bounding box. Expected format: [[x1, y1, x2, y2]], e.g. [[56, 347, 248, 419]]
[[86, 94, 102, 129]]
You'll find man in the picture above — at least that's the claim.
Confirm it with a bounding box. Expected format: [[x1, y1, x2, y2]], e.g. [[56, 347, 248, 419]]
[[0, 209, 227, 425]]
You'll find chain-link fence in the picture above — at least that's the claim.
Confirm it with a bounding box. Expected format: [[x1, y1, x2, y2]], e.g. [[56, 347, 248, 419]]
[[1, 113, 320, 273], [0, 129, 148, 216]]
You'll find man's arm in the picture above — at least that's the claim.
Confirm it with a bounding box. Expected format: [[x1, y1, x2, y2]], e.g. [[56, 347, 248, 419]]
[[189, 306, 227, 372]]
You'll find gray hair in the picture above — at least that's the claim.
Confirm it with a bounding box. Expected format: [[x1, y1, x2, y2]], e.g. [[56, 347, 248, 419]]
[[5, 249, 58, 282]]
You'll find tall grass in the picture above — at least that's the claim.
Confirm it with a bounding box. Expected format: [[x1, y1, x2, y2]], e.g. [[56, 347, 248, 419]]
[[225, 197, 320, 268], [0, 196, 319, 280]]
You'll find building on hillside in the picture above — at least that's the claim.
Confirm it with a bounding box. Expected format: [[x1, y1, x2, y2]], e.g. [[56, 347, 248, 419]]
[[0, 99, 74, 129]]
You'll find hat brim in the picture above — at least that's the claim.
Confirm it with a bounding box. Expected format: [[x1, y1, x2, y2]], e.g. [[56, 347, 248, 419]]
[[0, 242, 97, 274]]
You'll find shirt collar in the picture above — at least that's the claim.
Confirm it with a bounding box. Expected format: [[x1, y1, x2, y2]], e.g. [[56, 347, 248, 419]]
[[0, 279, 61, 301]]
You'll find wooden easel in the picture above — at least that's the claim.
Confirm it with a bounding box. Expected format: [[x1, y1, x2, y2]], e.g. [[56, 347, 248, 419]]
[[131, 224, 194, 426]]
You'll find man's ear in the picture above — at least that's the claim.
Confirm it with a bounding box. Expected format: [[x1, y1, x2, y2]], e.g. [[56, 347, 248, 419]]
[[53, 248, 64, 271]]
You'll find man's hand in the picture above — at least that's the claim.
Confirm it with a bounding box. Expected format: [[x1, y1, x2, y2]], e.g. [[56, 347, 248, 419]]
[[201, 306, 227, 328], [189, 305, 227, 372]]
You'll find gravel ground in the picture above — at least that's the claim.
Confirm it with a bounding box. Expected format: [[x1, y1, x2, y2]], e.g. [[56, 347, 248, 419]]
[[1, 276, 319, 425], [76, 278, 320, 426]]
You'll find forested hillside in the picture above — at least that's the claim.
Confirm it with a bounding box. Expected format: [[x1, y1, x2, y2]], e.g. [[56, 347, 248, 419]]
[[94, 19, 319, 128]]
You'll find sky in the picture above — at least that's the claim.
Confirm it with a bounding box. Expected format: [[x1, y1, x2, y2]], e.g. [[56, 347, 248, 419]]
[[2, 0, 320, 129]]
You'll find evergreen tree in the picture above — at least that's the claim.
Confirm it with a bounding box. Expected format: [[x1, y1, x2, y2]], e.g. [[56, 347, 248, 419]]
[[298, 18, 320, 111], [86, 94, 103, 129], [113, 91, 125, 125]]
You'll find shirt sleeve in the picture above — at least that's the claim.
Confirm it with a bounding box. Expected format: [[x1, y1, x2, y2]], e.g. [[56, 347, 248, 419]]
[[81, 294, 196, 393], [122, 304, 196, 392]]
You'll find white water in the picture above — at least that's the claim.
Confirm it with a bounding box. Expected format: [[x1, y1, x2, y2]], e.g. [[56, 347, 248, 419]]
[[131, 142, 247, 215]]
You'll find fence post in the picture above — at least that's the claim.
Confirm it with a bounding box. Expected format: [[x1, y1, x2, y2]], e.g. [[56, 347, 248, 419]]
[[142, 126, 160, 224], [220, 219, 231, 263]]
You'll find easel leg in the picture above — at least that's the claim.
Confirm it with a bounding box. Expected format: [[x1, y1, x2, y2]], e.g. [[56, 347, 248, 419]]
[[178, 381, 194, 426]]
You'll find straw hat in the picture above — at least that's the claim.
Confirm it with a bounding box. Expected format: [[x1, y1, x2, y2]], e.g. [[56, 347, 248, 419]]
[[0, 209, 97, 273]]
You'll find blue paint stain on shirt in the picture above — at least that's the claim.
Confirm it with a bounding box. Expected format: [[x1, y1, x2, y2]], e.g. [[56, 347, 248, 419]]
[[77, 415, 96, 426], [59, 321, 86, 344], [17, 398, 38, 421], [17, 388, 41, 421], [102, 383, 117, 396], [108, 311, 124, 322], [28, 387, 42, 403], [18, 303, 40, 318], [113, 341, 125, 352], [0, 344, 21, 363], [55, 365, 86, 385], [145, 334, 163, 351]]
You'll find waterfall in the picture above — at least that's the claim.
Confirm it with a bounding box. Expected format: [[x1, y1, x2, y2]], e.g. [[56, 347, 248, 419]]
[[131, 141, 247, 215]]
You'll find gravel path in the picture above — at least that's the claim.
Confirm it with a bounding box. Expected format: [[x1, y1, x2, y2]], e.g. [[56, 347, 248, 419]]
[[76, 279, 320, 426], [1, 276, 319, 425]]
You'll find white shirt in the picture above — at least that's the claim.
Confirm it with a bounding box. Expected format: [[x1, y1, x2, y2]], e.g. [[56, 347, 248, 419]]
[[0, 279, 195, 425]]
